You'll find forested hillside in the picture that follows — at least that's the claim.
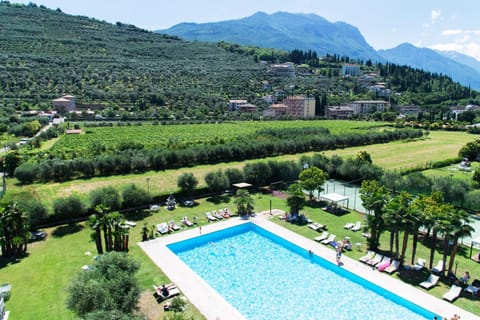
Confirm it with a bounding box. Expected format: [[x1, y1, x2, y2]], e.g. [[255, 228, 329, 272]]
[[0, 2, 478, 121], [0, 2, 265, 117]]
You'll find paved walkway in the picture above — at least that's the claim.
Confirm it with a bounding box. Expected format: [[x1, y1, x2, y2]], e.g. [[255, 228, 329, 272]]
[[139, 212, 480, 320]]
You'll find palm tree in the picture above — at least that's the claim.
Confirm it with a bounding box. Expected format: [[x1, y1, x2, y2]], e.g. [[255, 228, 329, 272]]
[[285, 183, 306, 215], [447, 210, 474, 275], [88, 213, 103, 254], [406, 195, 425, 264], [234, 189, 254, 217], [0, 202, 30, 257], [360, 180, 389, 251]]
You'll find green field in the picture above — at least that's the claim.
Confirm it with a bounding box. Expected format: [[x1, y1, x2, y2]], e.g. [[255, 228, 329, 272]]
[[49, 120, 388, 157], [5, 130, 478, 210]]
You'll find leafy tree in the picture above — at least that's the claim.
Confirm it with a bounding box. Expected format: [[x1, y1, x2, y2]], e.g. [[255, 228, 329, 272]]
[[3, 151, 22, 177], [21, 199, 49, 227], [0, 202, 30, 257], [233, 189, 254, 217], [177, 172, 198, 196], [205, 170, 229, 196], [224, 168, 245, 185], [90, 186, 121, 211], [286, 183, 306, 214], [298, 167, 327, 200], [458, 139, 480, 160], [243, 162, 272, 188], [52, 195, 85, 222], [66, 252, 141, 318], [473, 169, 480, 187], [121, 184, 152, 209]]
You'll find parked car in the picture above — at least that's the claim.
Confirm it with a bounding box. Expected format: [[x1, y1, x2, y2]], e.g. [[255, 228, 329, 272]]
[[30, 230, 46, 241]]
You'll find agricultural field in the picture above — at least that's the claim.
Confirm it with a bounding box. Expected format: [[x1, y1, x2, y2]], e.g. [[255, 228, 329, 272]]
[[49, 120, 388, 158]]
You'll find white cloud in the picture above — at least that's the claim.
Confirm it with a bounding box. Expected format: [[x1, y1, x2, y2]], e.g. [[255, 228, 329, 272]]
[[442, 29, 463, 36], [431, 9, 441, 24], [431, 42, 480, 61]]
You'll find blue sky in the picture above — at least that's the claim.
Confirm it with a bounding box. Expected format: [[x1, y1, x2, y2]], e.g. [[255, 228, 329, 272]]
[[15, 0, 480, 60]]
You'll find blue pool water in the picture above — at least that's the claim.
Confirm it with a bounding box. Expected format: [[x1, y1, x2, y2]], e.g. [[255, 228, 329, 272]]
[[168, 223, 438, 320]]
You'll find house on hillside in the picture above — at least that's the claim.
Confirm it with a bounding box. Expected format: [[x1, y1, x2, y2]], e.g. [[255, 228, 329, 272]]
[[341, 64, 361, 77], [263, 103, 288, 118], [270, 62, 296, 77], [283, 95, 316, 118], [326, 106, 354, 119], [228, 99, 248, 111], [52, 95, 76, 114], [348, 100, 390, 114]]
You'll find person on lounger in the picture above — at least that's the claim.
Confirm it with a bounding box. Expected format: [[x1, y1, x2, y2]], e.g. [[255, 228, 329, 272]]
[[161, 284, 170, 297], [459, 271, 470, 284]]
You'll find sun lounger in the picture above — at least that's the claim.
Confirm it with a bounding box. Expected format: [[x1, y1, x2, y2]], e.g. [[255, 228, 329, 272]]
[[168, 220, 180, 231], [465, 279, 480, 296], [344, 222, 354, 230], [367, 254, 384, 266], [181, 216, 193, 227], [314, 231, 329, 242], [359, 251, 375, 263], [153, 283, 180, 302], [412, 258, 426, 271], [206, 212, 217, 221], [218, 208, 230, 218], [212, 210, 223, 219], [321, 234, 336, 245], [308, 222, 323, 231], [443, 285, 462, 302], [384, 260, 401, 274], [431, 260, 444, 274], [377, 257, 392, 271], [420, 274, 440, 290], [351, 221, 362, 232], [157, 222, 169, 234]]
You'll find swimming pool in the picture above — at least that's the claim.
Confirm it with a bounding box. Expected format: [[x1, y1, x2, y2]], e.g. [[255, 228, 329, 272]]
[[168, 222, 438, 320]]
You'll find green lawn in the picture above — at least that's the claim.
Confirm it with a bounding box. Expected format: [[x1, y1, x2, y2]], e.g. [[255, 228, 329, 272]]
[[2, 193, 479, 319]]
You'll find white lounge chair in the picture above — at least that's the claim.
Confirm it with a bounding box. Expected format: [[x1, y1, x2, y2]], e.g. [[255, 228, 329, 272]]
[[431, 260, 444, 274], [384, 260, 401, 274], [206, 212, 217, 221], [156, 222, 169, 234], [367, 254, 384, 266], [168, 220, 180, 231], [314, 231, 329, 242], [344, 222, 354, 230], [443, 285, 462, 302], [212, 210, 223, 219], [412, 258, 426, 271], [308, 222, 324, 231], [420, 274, 440, 289], [181, 216, 193, 227], [321, 234, 336, 245], [359, 250, 375, 263], [351, 221, 362, 232]]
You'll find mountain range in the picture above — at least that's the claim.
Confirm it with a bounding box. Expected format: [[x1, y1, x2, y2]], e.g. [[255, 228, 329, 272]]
[[158, 11, 480, 90]]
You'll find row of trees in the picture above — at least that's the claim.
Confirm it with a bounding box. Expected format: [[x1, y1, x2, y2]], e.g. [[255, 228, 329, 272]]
[[13, 128, 420, 184], [360, 180, 473, 275]]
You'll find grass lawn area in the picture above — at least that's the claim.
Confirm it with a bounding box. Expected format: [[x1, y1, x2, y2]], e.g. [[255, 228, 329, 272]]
[[2, 192, 480, 319]]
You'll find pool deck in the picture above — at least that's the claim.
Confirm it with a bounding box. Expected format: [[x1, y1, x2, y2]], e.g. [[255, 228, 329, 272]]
[[139, 213, 480, 320]]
